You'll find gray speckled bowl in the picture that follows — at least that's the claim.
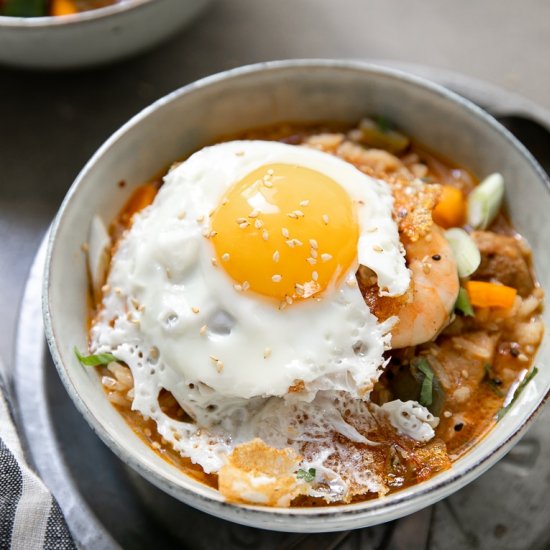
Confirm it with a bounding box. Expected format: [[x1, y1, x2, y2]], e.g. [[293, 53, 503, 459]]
[[0, 0, 211, 69], [43, 60, 550, 532]]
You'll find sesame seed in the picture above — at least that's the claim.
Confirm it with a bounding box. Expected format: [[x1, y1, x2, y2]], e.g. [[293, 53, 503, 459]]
[[254, 219, 263, 229], [208, 209, 215, 218], [422, 262, 432, 274], [196, 214, 204, 222], [209, 355, 219, 365], [102, 284, 110, 293], [222, 253, 230, 262], [209, 230, 217, 238], [201, 228, 210, 237], [322, 214, 329, 225], [518, 353, 529, 362], [294, 210, 304, 217], [211, 257, 218, 267], [242, 281, 250, 291], [263, 180, 273, 188], [221, 198, 229, 206], [346, 279, 357, 287], [248, 209, 260, 218], [216, 360, 224, 373], [307, 257, 317, 265], [262, 229, 269, 241], [287, 212, 298, 219], [367, 226, 378, 233], [200, 325, 208, 336], [191, 306, 200, 314], [321, 253, 332, 262], [272, 274, 282, 283], [443, 410, 452, 418], [312, 271, 319, 281], [373, 245, 384, 253], [273, 250, 280, 262], [177, 211, 186, 219], [81, 242, 89, 253], [239, 221, 249, 229], [279, 301, 287, 310], [295, 284, 305, 297], [310, 249, 318, 259], [461, 369, 469, 378], [285, 295, 293, 305], [282, 227, 290, 238], [233, 284, 243, 292], [236, 217, 247, 224], [309, 239, 318, 249], [263, 347, 272, 359]]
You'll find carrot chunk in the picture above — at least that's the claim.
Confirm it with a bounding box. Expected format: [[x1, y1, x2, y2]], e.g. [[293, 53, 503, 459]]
[[465, 280, 517, 309], [432, 185, 466, 229], [50, 0, 78, 15]]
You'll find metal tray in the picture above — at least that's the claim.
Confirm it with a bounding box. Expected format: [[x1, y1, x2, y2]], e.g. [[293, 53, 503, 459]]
[[13, 67, 550, 550]]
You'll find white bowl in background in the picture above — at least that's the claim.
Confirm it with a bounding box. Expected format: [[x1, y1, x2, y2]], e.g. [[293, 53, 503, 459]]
[[0, 0, 211, 69], [44, 60, 550, 532]]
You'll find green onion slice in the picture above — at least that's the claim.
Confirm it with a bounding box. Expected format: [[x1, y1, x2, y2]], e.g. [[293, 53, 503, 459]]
[[416, 358, 434, 407], [74, 347, 117, 367], [296, 468, 316, 482], [455, 287, 475, 316], [467, 172, 504, 230], [497, 367, 538, 421], [445, 227, 481, 278]]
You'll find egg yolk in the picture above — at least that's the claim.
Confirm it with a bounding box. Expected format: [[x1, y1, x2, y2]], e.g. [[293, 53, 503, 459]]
[[210, 163, 359, 303]]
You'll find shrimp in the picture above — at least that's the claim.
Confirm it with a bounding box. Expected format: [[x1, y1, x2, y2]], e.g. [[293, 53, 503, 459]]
[[360, 226, 459, 349]]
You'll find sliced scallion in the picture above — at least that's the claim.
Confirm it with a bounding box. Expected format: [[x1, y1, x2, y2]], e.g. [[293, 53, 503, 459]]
[[416, 358, 434, 407], [296, 468, 316, 482], [467, 172, 504, 229], [497, 367, 539, 421], [455, 287, 475, 316], [74, 347, 117, 367], [444, 228, 481, 278]]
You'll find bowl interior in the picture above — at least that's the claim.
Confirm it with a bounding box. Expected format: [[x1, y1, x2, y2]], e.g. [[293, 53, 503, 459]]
[[44, 61, 550, 532]]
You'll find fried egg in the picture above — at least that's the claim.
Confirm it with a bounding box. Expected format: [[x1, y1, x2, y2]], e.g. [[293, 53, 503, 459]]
[[91, 140, 414, 482], [93, 140, 409, 401]]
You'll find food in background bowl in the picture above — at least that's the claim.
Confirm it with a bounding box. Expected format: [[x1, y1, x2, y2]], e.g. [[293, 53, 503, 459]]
[[0, 0, 124, 17], [78, 117, 544, 507]]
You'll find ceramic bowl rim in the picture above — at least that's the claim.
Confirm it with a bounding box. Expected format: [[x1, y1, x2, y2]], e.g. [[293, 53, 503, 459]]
[[43, 59, 550, 529]]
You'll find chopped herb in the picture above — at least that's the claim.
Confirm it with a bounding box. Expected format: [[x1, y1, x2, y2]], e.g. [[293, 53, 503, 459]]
[[74, 347, 117, 367], [375, 115, 392, 133], [455, 287, 475, 317], [417, 358, 434, 407], [484, 364, 504, 397], [296, 467, 316, 482], [497, 367, 539, 421]]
